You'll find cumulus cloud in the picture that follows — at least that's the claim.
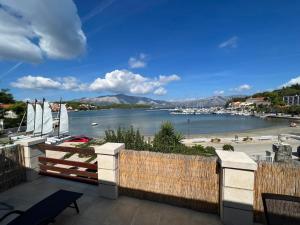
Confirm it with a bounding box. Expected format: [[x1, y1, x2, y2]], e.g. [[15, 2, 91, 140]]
[[154, 87, 167, 95], [219, 36, 239, 49], [11, 70, 180, 95], [232, 84, 251, 92], [281, 76, 300, 87], [0, 0, 86, 63], [11, 75, 86, 91], [128, 53, 147, 68], [213, 90, 224, 95], [89, 70, 180, 95], [11, 76, 61, 89]]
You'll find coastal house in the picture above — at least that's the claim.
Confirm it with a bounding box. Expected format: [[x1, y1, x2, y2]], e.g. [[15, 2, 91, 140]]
[[245, 97, 271, 106], [229, 101, 242, 108], [4, 110, 18, 119], [283, 95, 300, 106]]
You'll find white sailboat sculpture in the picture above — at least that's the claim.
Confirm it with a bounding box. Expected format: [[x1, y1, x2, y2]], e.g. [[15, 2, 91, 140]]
[[33, 103, 43, 135], [41, 101, 53, 135], [58, 104, 69, 135], [26, 103, 35, 133]]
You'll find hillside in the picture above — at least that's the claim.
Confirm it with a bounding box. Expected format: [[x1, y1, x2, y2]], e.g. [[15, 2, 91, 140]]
[[74, 94, 231, 108], [76, 94, 169, 106]]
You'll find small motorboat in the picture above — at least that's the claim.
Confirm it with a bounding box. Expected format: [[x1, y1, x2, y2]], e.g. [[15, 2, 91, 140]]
[[290, 122, 297, 127], [91, 122, 98, 126], [64, 135, 91, 143]]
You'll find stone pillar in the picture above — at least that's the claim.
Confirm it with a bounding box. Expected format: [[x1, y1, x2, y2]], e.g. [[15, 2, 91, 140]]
[[216, 150, 257, 225], [94, 143, 124, 199], [272, 143, 292, 162], [16, 137, 46, 181]]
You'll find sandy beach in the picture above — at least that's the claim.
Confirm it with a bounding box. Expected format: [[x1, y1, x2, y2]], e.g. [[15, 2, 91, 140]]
[[182, 125, 300, 157]]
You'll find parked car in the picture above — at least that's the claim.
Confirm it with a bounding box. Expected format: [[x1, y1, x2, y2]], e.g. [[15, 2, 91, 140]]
[[64, 136, 91, 143]]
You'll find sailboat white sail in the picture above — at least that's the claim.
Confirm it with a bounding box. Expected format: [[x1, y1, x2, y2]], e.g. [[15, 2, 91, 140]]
[[59, 104, 69, 135], [26, 103, 35, 132], [33, 104, 42, 135], [41, 101, 53, 135]]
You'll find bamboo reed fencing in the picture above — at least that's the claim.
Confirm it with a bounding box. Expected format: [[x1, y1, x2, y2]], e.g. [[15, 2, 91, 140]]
[[0, 144, 26, 192], [254, 161, 300, 222], [119, 150, 220, 213]]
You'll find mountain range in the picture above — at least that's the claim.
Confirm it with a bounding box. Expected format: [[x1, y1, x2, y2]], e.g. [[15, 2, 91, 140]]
[[75, 94, 233, 108]]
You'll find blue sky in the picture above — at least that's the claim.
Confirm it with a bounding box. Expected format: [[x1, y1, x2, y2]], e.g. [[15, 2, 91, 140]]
[[0, 0, 300, 101]]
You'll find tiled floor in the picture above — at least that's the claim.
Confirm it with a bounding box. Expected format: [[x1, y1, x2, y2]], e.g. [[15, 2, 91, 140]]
[[0, 177, 222, 225]]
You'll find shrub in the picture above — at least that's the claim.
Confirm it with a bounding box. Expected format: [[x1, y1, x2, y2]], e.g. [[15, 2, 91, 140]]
[[105, 126, 151, 150], [211, 138, 221, 143], [103, 122, 216, 156], [223, 144, 234, 151], [152, 121, 183, 153], [243, 136, 253, 142]]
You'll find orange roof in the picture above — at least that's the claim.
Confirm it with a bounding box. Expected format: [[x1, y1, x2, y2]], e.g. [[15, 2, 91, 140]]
[[0, 103, 13, 109]]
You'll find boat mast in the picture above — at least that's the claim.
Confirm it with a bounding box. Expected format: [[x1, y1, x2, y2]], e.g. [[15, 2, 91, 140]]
[[57, 98, 62, 137], [17, 101, 28, 133], [33, 99, 37, 135], [40, 98, 45, 137]]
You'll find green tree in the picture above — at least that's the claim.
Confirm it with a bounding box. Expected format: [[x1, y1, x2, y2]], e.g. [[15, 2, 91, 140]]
[[0, 89, 15, 104], [152, 122, 183, 152], [223, 144, 234, 151]]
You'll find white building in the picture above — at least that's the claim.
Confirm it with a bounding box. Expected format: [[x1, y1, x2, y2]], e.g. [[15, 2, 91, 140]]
[[283, 95, 300, 106]]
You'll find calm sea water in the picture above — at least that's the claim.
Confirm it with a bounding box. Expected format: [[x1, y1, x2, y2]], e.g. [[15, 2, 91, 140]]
[[68, 109, 287, 138]]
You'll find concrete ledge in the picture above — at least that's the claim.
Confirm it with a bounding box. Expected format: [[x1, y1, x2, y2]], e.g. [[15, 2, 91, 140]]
[[216, 150, 257, 171], [15, 137, 46, 147], [94, 143, 124, 156]]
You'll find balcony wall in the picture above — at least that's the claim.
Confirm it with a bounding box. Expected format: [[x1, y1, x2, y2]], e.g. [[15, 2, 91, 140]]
[[254, 161, 300, 222], [118, 150, 220, 213]]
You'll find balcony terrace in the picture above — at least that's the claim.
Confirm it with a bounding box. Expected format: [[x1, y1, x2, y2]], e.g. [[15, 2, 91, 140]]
[[0, 177, 221, 225]]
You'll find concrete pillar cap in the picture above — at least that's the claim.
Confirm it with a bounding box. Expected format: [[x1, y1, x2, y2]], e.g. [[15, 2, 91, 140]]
[[94, 142, 125, 155], [15, 137, 46, 147], [216, 150, 257, 171]]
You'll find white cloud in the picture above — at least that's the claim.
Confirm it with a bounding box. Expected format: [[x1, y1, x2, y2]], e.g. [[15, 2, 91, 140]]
[[128, 53, 147, 69], [214, 90, 224, 95], [232, 84, 251, 92], [11, 76, 61, 89], [219, 36, 239, 49], [11, 70, 180, 95], [154, 87, 167, 95], [89, 70, 180, 95], [0, 0, 86, 63], [11, 75, 86, 91], [281, 76, 300, 87]]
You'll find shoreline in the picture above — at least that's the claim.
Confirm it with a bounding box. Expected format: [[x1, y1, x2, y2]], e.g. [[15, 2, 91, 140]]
[[181, 125, 300, 156], [185, 125, 300, 138]]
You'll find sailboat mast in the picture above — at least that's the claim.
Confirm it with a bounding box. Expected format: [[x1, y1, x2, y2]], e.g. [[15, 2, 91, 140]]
[[40, 98, 45, 137], [33, 99, 37, 134], [57, 98, 62, 137], [17, 101, 28, 133]]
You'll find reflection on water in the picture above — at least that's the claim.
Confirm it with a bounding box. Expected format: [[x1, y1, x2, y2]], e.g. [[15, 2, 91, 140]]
[[69, 109, 286, 138]]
